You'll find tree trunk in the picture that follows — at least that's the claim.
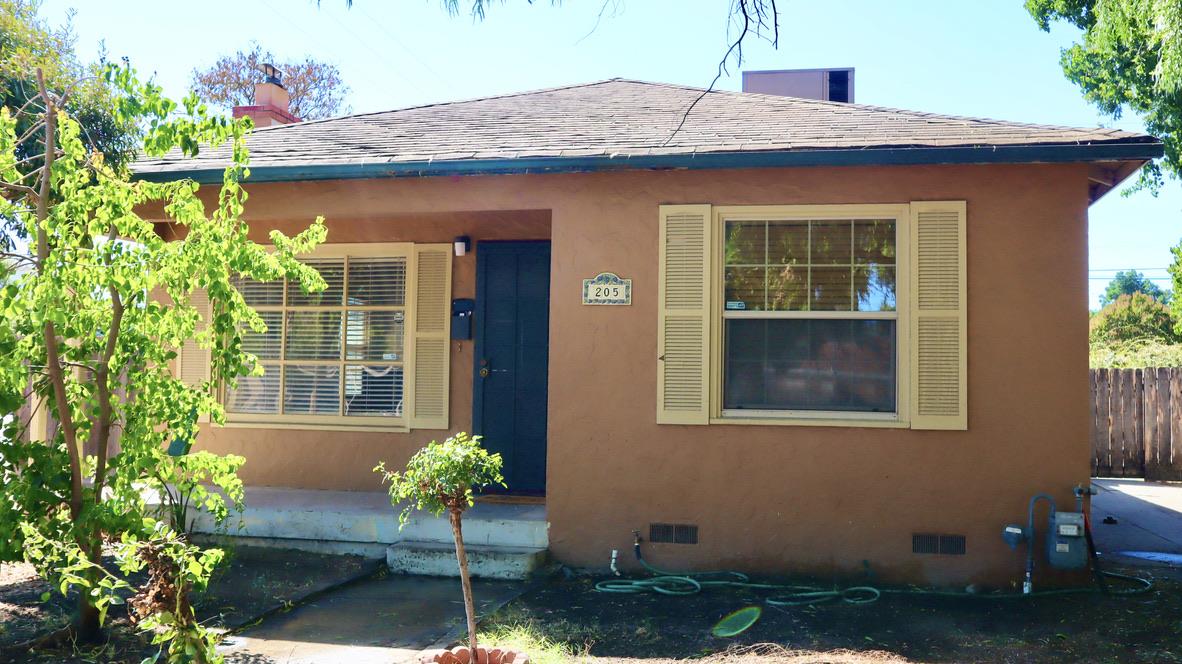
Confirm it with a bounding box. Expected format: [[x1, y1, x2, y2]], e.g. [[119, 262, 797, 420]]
[[75, 593, 101, 643], [448, 509, 478, 654]]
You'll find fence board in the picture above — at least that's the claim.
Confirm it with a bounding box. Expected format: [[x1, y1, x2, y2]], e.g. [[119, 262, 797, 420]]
[[1090, 366, 1181, 481], [1167, 363, 1177, 472]]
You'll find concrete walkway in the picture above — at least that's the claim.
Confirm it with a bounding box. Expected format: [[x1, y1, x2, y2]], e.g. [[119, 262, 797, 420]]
[[219, 573, 525, 664], [1091, 479, 1182, 564]]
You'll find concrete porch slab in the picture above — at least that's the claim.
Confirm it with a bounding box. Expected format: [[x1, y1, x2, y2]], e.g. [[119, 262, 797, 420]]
[[388, 540, 549, 580], [189, 486, 549, 558]]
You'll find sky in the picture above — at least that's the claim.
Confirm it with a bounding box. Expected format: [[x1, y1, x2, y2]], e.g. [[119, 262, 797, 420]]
[[41, 0, 1181, 307]]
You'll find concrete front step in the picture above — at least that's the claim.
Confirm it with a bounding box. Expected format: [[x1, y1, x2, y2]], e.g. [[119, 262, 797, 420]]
[[387, 541, 549, 580], [183, 487, 549, 556]]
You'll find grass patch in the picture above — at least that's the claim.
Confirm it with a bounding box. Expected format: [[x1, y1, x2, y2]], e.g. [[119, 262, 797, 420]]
[[482, 603, 594, 663]]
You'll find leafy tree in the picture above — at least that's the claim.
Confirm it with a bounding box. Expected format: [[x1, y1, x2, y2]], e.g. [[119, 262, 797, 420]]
[[1026, 0, 1182, 190], [191, 43, 351, 121], [375, 433, 505, 655], [0, 60, 326, 655], [1089, 291, 1180, 343], [0, 0, 138, 249], [1173, 241, 1182, 332], [1100, 269, 1171, 306]]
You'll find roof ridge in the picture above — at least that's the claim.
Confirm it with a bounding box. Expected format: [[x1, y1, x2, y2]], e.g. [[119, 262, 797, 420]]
[[602, 78, 1120, 135], [247, 78, 627, 134]]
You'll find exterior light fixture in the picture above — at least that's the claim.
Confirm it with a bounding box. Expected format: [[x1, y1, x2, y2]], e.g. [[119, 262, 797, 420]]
[[454, 235, 471, 257]]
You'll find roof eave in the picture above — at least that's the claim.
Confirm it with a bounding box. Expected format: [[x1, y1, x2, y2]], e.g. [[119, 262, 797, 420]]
[[134, 141, 1165, 188]]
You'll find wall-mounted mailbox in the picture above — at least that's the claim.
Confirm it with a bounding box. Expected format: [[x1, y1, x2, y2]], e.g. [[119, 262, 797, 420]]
[[452, 298, 475, 340]]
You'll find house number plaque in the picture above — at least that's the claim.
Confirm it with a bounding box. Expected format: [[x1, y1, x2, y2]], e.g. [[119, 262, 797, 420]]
[[582, 272, 631, 305]]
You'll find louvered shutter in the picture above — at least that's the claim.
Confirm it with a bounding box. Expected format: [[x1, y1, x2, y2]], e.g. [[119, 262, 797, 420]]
[[909, 201, 967, 430], [657, 205, 712, 425], [178, 288, 212, 423], [409, 245, 452, 429]]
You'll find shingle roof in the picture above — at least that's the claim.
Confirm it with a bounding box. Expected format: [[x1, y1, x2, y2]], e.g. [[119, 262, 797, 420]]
[[133, 78, 1161, 182]]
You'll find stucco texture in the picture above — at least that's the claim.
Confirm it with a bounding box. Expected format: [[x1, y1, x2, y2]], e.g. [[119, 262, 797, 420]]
[[179, 163, 1095, 586]]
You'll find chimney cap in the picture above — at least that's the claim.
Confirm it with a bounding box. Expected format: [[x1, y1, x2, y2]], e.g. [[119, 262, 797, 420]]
[[260, 63, 284, 88]]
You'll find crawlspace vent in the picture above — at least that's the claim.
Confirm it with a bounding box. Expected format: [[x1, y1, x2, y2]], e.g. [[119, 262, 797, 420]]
[[912, 533, 966, 555], [650, 523, 699, 544]]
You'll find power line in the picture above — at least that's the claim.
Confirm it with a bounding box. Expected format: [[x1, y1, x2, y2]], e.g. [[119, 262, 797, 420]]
[[1089, 267, 1171, 272]]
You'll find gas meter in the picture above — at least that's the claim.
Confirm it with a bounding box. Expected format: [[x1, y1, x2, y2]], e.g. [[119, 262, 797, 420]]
[[1047, 511, 1087, 570]]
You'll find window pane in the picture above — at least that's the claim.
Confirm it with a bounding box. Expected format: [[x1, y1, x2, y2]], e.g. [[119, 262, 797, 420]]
[[724, 221, 765, 265], [284, 364, 341, 415], [809, 220, 852, 265], [285, 311, 342, 360], [767, 221, 809, 265], [345, 310, 405, 361], [724, 319, 896, 413], [348, 257, 406, 306], [855, 266, 896, 312], [225, 365, 280, 414], [234, 277, 283, 307], [242, 311, 282, 360], [724, 266, 765, 311], [288, 258, 344, 306], [344, 365, 404, 417], [765, 265, 808, 311], [809, 267, 853, 311], [854, 219, 896, 265]]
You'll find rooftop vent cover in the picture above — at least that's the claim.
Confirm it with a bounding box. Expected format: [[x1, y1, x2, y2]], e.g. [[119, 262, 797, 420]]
[[741, 68, 855, 103]]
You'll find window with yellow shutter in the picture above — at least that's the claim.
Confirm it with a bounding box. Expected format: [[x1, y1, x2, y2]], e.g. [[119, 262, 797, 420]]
[[658, 203, 964, 429], [219, 242, 451, 431]]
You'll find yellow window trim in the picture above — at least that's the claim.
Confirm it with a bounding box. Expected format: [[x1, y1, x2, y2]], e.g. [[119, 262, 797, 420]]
[[220, 241, 447, 433], [708, 203, 912, 427]]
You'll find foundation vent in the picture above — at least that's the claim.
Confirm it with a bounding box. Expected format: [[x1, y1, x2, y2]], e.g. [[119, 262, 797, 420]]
[[912, 533, 966, 555], [649, 523, 699, 545]]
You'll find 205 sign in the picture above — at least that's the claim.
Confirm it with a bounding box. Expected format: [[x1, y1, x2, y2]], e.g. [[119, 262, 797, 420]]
[[582, 272, 632, 305]]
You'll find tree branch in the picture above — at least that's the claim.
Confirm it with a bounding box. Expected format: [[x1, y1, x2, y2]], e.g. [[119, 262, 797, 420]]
[[91, 225, 124, 503], [32, 68, 83, 521], [663, 0, 753, 146]]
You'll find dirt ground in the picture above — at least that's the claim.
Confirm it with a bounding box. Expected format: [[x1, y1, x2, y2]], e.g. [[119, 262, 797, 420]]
[[0, 545, 380, 664], [481, 562, 1182, 663]]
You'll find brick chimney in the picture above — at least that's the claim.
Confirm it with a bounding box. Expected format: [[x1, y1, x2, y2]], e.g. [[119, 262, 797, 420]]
[[232, 63, 299, 127]]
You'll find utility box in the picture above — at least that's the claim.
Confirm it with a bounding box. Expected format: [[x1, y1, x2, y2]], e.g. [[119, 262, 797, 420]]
[[1047, 511, 1087, 570]]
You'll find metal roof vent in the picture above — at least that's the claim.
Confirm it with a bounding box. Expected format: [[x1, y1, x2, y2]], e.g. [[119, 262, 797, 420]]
[[742, 68, 855, 103]]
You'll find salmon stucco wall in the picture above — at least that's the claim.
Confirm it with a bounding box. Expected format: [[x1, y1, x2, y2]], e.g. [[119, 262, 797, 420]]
[[180, 163, 1094, 586]]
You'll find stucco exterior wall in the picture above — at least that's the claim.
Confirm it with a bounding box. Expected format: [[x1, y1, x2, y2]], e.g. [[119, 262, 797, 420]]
[[184, 163, 1093, 586]]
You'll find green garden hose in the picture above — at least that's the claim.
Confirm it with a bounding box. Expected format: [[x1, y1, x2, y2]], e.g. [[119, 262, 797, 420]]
[[594, 543, 1153, 606]]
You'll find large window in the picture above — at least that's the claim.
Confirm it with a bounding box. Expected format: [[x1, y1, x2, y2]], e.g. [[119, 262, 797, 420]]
[[720, 214, 901, 417], [225, 251, 409, 425]]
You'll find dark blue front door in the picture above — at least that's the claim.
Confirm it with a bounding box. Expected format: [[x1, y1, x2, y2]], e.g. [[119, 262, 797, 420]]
[[473, 241, 550, 494]]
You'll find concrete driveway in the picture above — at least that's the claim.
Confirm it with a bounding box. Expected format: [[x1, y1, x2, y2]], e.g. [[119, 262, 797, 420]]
[[1091, 478, 1182, 566]]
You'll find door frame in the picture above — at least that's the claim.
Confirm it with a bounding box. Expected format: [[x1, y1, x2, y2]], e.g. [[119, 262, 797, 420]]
[[471, 240, 552, 494]]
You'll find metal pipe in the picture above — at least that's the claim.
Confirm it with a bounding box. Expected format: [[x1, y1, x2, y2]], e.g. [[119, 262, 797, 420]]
[[1024, 494, 1057, 594]]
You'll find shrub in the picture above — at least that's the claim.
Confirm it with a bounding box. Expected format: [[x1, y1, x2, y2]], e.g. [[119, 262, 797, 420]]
[[1089, 292, 1180, 344]]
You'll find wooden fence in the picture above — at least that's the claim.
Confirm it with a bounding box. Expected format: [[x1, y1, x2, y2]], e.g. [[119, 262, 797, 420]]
[[1091, 367, 1182, 481]]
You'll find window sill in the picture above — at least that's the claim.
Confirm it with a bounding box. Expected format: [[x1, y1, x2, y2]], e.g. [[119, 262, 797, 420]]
[[712, 412, 908, 429], [220, 420, 410, 434]]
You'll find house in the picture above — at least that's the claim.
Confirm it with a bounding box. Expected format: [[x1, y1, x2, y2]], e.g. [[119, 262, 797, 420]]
[[135, 75, 1162, 586]]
